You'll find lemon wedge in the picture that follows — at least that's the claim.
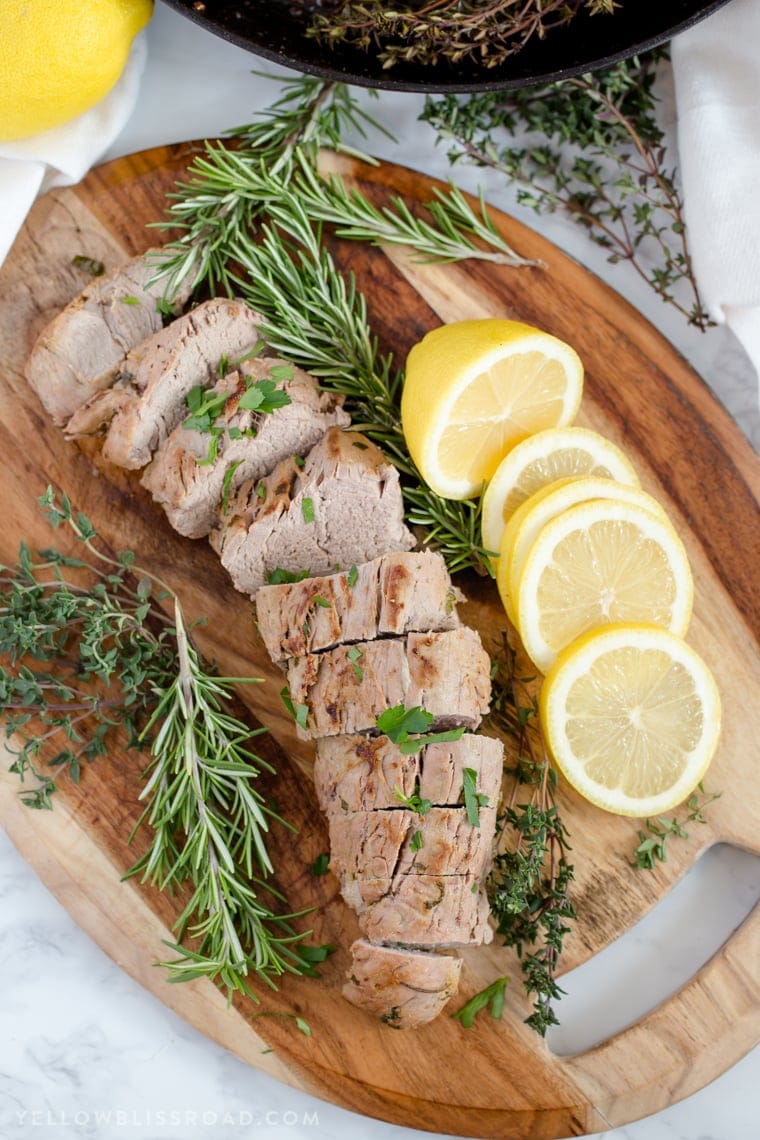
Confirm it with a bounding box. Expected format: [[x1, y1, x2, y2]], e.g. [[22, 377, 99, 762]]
[[401, 319, 584, 500], [481, 426, 640, 555], [540, 624, 721, 817], [515, 497, 693, 673], [496, 477, 670, 625]]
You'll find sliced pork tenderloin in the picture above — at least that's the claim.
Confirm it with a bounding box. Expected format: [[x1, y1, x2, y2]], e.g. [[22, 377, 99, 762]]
[[255, 550, 461, 663], [342, 874, 493, 948], [212, 427, 415, 596], [314, 732, 504, 817], [26, 250, 192, 425], [328, 804, 497, 883], [343, 940, 462, 1029], [284, 627, 491, 739], [99, 298, 262, 469], [140, 360, 349, 537]]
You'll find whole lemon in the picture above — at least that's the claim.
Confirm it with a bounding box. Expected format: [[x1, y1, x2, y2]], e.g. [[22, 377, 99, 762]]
[[0, 0, 154, 142]]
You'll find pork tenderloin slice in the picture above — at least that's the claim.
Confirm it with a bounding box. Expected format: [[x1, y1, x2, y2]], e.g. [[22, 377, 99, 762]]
[[140, 359, 349, 537], [102, 298, 262, 469], [341, 874, 493, 948], [314, 733, 504, 816], [26, 250, 192, 425], [329, 804, 497, 882], [285, 627, 491, 739], [343, 940, 462, 1029], [212, 427, 415, 597], [255, 550, 460, 663]]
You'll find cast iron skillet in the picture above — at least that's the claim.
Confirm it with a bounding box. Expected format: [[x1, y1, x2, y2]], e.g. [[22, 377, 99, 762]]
[[160, 0, 731, 92]]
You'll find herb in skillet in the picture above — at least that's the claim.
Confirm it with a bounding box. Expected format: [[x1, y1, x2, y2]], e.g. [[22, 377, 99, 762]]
[[486, 634, 575, 1036], [422, 51, 712, 329], [0, 490, 323, 1000], [305, 0, 616, 71]]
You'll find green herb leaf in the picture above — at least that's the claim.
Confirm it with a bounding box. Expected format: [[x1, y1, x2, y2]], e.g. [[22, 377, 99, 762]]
[[393, 783, 432, 817], [301, 497, 315, 524], [221, 459, 245, 513], [238, 376, 292, 414], [463, 766, 489, 828], [266, 567, 310, 585], [310, 852, 330, 875], [71, 254, 105, 277], [452, 977, 509, 1029]]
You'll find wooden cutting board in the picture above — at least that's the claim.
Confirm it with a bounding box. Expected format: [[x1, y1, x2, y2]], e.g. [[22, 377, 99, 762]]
[[0, 144, 758, 1139]]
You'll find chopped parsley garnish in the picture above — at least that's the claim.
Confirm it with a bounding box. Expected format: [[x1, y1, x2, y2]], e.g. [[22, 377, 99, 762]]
[[347, 563, 358, 588], [121, 295, 141, 305], [266, 567, 310, 585], [279, 686, 309, 729], [346, 645, 363, 681], [301, 497, 315, 523], [376, 704, 465, 756], [221, 459, 244, 513], [410, 830, 424, 852], [310, 853, 330, 876], [268, 362, 295, 383], [313, 594, 332, 608], [393, 782, 432, 816], [238, 376, 292, 414], [182, 385, 229, 434], [155, 295, 174, 323], [462, 766, 490, 828]]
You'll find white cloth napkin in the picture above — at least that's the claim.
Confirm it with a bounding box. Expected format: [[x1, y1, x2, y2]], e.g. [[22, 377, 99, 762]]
[[0, 33, 147, 269], [672, 0, 760, 388]]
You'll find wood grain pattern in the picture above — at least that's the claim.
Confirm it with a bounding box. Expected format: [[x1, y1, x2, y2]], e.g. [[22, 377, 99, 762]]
[[0, 143, 758, 1139]]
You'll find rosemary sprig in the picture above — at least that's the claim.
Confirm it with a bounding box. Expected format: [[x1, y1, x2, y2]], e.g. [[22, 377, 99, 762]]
[[1, 490, 320, 999], [632, 786, 721, 870], [306, 0, 615, 71], [151, 75, 383, 297], [421, 51, 712, 329], [486, 634, 575, 1036], [220, 190, 493, 572], [289, 156, 534, 268]]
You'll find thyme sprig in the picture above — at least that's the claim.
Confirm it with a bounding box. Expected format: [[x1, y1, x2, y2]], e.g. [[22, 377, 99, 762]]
[[486, 634, 575, 1036], [1, 490, 320, 1000], [632, 785, 721, 870], [306, 0, 615, 71], [422, 51, 712, 329]]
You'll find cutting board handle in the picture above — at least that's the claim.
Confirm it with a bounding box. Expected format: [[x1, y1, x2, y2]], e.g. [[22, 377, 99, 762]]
[[559, 900, 760, 1126]]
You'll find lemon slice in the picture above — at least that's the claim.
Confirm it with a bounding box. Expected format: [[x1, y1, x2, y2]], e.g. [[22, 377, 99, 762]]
[[481, 426, 640, 554], [401, 319, 584, 500], [496, 477, 670, 625], [515, 497, 693, 673], [540, 624, 721, 817]]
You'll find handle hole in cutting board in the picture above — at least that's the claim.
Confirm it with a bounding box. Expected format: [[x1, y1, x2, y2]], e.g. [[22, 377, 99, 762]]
[[546, 843, 760, 1058]]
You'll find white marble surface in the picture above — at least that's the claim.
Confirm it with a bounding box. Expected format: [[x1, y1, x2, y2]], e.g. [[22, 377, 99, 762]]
[[1, 5, 759, 1139]]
